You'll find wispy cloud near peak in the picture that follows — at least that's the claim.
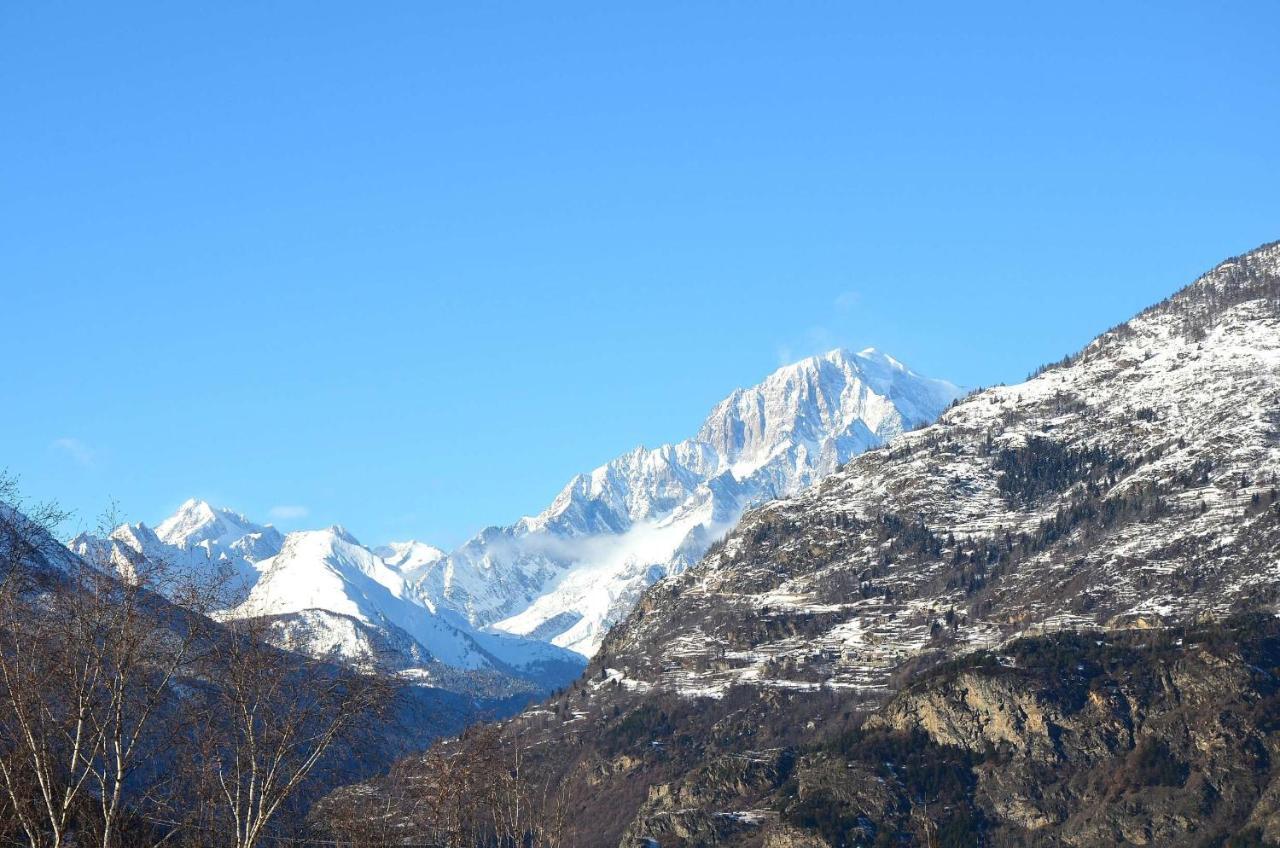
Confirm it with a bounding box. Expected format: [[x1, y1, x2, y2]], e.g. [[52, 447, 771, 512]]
[[268, 504, 309, 521], [51, 437, 94, 467], [834, 290, 861, 310]]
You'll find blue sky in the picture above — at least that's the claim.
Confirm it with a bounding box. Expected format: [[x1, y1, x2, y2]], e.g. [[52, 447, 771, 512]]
[[2, 2, 1277, 547]]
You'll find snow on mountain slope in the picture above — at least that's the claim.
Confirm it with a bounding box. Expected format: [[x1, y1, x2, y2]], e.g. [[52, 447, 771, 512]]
[[70, 498, 284, 596], [598, 239, 1280, 702], [156, 498, 284, 563], [230, 525, 582, 682], [416, 348, 961, 656], [62, 350, 956, 674], [231, 526, 494, 670], [69, 515, 264, 597], [374, 540, 448, 586], [72, 503, 584, 690], [694, 348, 956, 483]]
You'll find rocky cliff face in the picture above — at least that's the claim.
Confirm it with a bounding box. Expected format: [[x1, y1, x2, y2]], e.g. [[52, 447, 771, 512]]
[[789, 618, 1280, 846], [323, 616, 1280, 846]]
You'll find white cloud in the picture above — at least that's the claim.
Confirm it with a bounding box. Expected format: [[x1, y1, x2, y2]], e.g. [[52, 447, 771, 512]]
[[268, 504, 309, 520], [776, 325, 845, 366], [51, 437, 94, 467], [834, 290, 861, 310]]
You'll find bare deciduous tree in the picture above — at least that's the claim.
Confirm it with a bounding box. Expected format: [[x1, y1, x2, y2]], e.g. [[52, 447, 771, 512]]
[[0, 477, 398, 848], [318, 722, 573, 848], [0, 479, 221, 847], [189, 613, 395, 848]]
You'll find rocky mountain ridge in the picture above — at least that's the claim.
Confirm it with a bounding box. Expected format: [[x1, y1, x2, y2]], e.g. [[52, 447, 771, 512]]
[[414, 347, 960, 655], [600, 239, 1280, 702], [325, 239, 1280, 847]]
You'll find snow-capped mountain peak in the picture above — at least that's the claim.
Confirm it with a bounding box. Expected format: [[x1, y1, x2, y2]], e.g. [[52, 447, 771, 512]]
[[154, 498, 284, 565], [158, 498, 258, 546], [112, 520, 164, 552], [73, 507, 583, 691], [226, 524, 581, 679], [235, 527, 410, 623], [695, 347, 959, 480], [327, 524, 362, 546], [417, 348, 961, 656], [375, 540, 448, 582], [65, 346, 959, 671], [594, 238, 1280, 704]]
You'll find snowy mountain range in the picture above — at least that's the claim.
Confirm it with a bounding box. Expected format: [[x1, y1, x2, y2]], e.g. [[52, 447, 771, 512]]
[[404, 348, 960, 655], [69, 501, 583, 694], [66, 347, 958, 684]]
